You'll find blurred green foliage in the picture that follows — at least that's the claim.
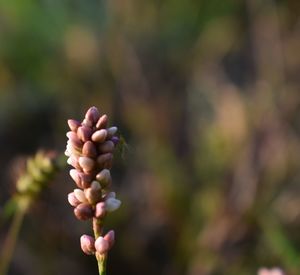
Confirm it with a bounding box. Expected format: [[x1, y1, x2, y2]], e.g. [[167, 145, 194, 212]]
[[0, 0, 300, 274]]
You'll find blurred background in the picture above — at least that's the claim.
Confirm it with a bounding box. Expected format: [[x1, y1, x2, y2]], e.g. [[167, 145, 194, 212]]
[[0, 0, 300, 274]]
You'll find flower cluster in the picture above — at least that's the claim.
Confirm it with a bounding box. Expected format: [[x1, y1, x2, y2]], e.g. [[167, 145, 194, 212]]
[[65, 107, 121, 256]]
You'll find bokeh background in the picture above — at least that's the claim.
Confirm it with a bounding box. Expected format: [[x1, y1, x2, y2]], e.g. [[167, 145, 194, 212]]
[[0, 0, 300, 274]]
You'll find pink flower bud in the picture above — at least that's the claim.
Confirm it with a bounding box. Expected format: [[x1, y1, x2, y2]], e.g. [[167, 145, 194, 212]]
[[67, 156, 81, 170], [271, 268, 285, 275], [84, 181, 102, 204], [103, 158, 113, 169], [77, 126, 93, 142], [84, 188, 96, 204], [258, 268, 285, 275], [91, 129, 107, 143], [97, 153, 113, 169], [258, 268, 269, 275], [98, 141, 115, 154], [78, 172, 93, 188], [95, 237, 109, 254], [66, 143, 81, 156], [68, 119, 81, 132], [82, 118, 93, 127], [105, 197, 121, 212], [106, 127, 118, 138], [80, 235, 95, 255], [69, 169, 82, 187], [96, 114, 108, 129], [65, 149, 71, 157], [106, 192, 116, 199], [85, 106, 100, 124], [111, 136, 119, 145], [82, 141, 97, 158], [96, 169, 112, 188], [68, 192, 80, 207], [74, 203, 93, 220], [67, 135, 83, 150], [66, 131, 78, 140], [79, 157, 95, 172], [95, 202, 106, 218], [74, 188, 88, 203], [91, 180, 101, 191], [104, 230, 115, 249]]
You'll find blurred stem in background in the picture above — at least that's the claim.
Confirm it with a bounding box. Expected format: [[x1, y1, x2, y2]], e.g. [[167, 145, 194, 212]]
[[0, 151, 65, 275], [0, 209, 25, 275]]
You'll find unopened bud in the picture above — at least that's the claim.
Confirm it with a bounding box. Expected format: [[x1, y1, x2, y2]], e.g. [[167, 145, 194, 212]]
[[95, 237, 109, 254], [70, 169, 82, 187], [91, 180, 101, 191], [258, 268, 285, 275], [79, 157, 95, 172], [67, 156, 81, 170], [66, 143, 81, 156], [82, 141, 97, 158], [98, 141, 115, 154], [80, 235, 95, 255], [74, 203, 93, 220], [97, 153, 113, 169], [82, 118, 93, 127], [111, 136, 119, 145], [96, 169, 112, 188], [104, 158, 113, 169], [106, 192, 116, 198], [91, 129, 107, 143], [95, 202, 106, 218], [66, 131, 78, 140], [68, 119, 81, 132], [78, 172, 93, 188], [77, 126, 93, 142], [84, 181, 102, 204], [68, 136, 83, 150], [74, 188, 88, 203], [96, 114, 108, 129], [85, 106, 100, 124], [105, 197, 121, 212], [106, 192, 116, 199], [104, 230, 115, 249], [65, 149, 71, 157], [107, 127, 118, 138], [68, 192, 80, 207]]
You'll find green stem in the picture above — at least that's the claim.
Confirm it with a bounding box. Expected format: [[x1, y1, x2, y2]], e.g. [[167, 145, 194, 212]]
[[97, 253, 107, 275], [0, 209, 25, 275], [93, 218, 107, 275]]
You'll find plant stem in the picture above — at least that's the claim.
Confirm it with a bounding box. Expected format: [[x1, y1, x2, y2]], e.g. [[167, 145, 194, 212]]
[[0, 209, 25, 275], [93, 217, 107, 275], [96, 253, 107, 275]]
